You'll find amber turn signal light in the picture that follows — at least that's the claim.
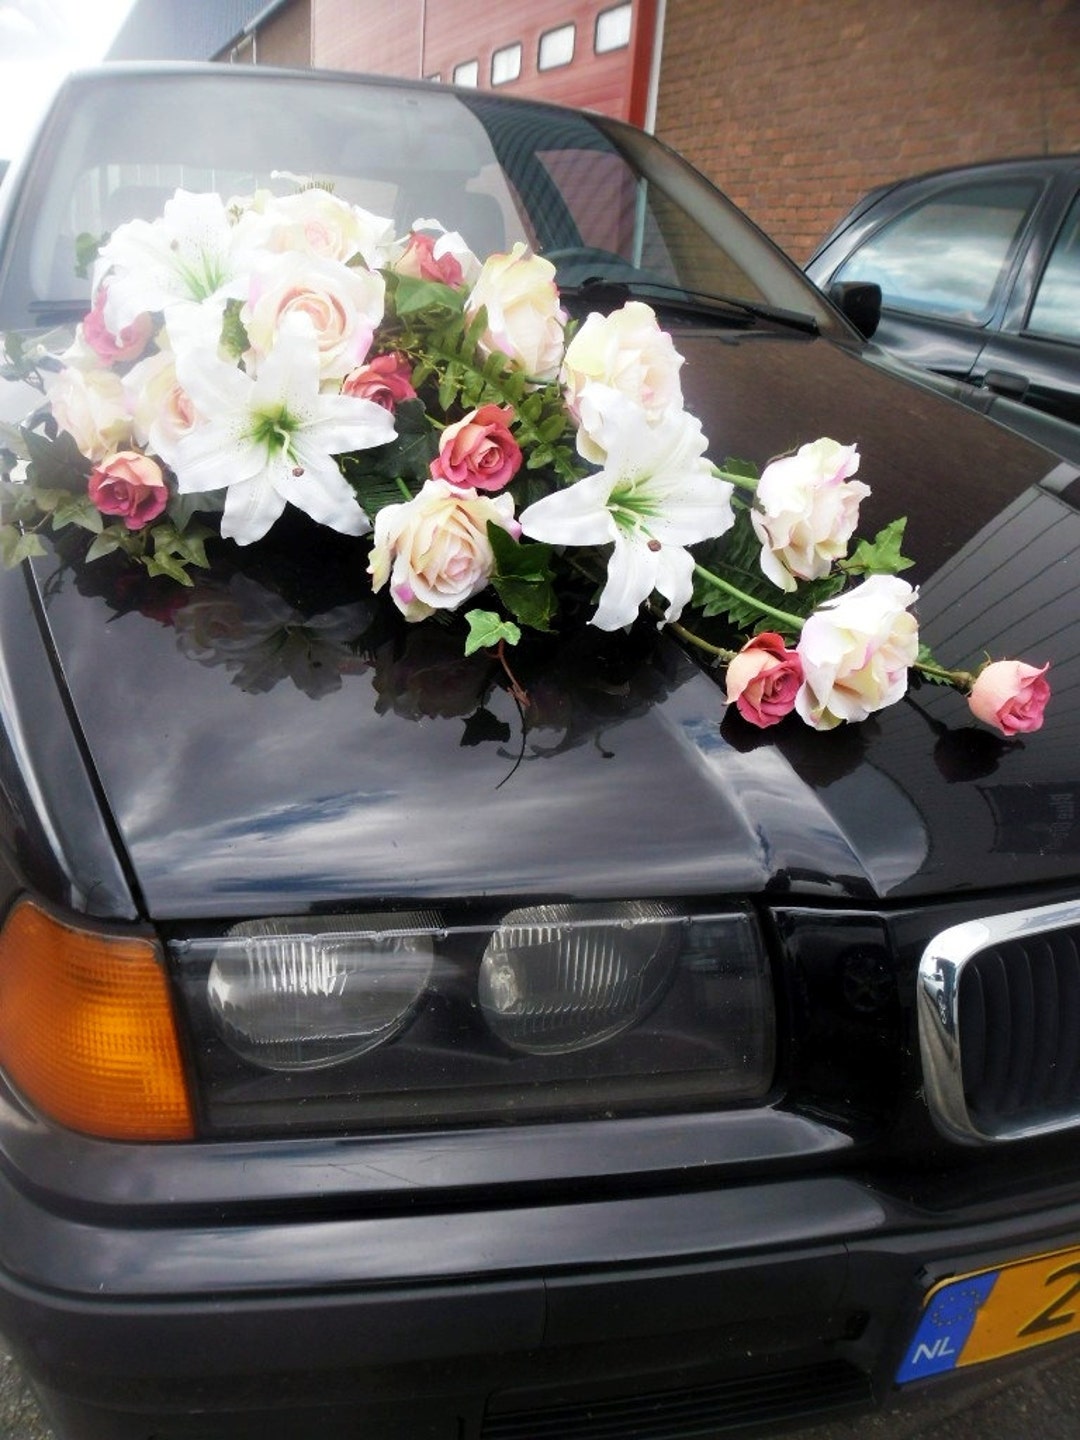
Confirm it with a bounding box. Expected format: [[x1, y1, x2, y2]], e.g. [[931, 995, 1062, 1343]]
[[0, 900, 194, 1140]]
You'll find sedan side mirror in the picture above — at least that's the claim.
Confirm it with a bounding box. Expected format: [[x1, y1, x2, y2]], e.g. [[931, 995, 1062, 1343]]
[[828, 280, 882, 340]]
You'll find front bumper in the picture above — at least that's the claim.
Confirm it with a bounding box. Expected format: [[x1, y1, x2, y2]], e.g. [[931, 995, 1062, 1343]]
[[3, 1109, 1080, 1440]]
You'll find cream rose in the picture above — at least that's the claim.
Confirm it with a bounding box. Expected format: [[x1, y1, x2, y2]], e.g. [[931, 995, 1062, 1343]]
[[464, 242, 566, 381], [561, 301, 684, 462], [243, 252, 385, 379], [368, 479, 519, 622], [44, 365, 131, 462], [235, 188, 397, 268], [123, 350, 198, 459], [795, 575, 919, 730], [751, 438, 870, 592]]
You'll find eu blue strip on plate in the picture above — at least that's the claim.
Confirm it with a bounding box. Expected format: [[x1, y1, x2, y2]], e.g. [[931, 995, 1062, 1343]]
[[895, 1270, 999, 1383]]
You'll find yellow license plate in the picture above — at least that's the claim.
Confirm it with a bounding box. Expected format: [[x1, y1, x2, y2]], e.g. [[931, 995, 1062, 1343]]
[[896, 1242, 1080, 1384]]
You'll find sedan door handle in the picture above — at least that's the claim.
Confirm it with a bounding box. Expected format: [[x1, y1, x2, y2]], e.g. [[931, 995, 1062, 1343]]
[[982, 369, 1030, 401]]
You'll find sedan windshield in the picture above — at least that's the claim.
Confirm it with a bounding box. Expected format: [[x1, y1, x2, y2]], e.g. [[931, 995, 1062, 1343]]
[[0, 67, 839, 333]]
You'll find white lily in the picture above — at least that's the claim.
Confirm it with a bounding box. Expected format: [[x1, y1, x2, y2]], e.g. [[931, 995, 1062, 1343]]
[[166, 312, 396, 545], [519, 385, 734, 630], [94, 189, 247, 334]]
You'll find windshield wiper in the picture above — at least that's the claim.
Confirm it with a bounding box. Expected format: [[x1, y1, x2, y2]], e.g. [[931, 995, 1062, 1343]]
[[562, 277, 819, 335]]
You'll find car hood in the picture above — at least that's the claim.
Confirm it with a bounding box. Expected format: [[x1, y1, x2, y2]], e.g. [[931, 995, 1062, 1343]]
[[23, 328, 1080, 921]]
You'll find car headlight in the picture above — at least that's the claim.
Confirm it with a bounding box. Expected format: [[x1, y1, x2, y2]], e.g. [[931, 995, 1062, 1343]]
[[172, 902, 774, 1135], [206, 913, 437, 1071], [478, 902, 677, 1054]]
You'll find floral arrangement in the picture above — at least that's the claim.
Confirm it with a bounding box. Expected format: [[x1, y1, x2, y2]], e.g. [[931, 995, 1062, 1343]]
[[0, 183, 1051, 737]]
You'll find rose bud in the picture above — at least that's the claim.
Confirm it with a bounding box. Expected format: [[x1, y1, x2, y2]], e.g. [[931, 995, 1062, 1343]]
[[968, 660, 1051, 737]]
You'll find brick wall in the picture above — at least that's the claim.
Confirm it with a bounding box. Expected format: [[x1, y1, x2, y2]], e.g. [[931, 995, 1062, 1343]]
[[655, 0, 1080, 261]]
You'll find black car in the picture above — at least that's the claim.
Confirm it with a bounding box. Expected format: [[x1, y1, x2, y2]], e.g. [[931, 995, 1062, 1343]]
[[806, 154, 1080, 430], [0, 63, 1079, 1440]]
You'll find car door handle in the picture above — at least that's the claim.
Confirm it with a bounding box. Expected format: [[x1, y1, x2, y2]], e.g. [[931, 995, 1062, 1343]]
[[982, 369, 1030, 401]]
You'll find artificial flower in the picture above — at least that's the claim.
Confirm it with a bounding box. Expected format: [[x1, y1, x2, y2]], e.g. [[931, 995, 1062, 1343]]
[[560, 301, 684, 462], [430, 403, 522, 493], [93, 188, 246, 333], [44, 364, 131, 462], [80, 285, 153, 366], [369, 478, 519, 622], [520, 386, 733, 630], [242, 251, 385, 380], [87, 450, 169, 530], [968, 660, 1051, 737], [342, 353, 417, 411], [465, 242, 566, 381], [122, 350, 198, 455], [795, 574, 919, 730], [166, 311, 395, 544], [725, 632, 803, 728], [752, 438, 870, 592], [234, 187, 397, 268]]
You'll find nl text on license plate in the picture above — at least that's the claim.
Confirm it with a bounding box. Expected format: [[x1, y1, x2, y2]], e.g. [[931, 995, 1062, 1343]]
[[896, 1242, 1080, 1384]]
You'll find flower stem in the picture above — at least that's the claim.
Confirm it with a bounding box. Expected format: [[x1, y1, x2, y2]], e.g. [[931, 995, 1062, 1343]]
[[712, 465, 759, 493], [914, 658, 977, 690], [692, 562, 805, 632], [669, 620, 737, 661]]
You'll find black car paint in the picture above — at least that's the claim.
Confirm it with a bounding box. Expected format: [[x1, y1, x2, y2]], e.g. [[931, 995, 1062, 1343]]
[[1, 63, 1080, 1440]]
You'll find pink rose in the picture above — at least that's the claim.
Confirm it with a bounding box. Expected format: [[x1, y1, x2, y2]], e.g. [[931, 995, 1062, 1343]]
[[82, 286, 153, 365], [968, 660, 1051, 736], [88, 450, 169, 530], [430, 404, 522, 493], [725, 632, 803, 728], [394, 231, 465, 288], [342, 353, 417, 412]]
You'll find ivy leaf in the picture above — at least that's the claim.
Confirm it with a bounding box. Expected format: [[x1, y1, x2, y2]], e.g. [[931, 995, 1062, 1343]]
[[24, 428, 91, 492], [50, 494, 103, 532], [464, 608, 521, 656], [844, 517, 914, 575], [488, 523, 557, 631], [85, 529, 125, 563], [74, 231, 105, 281], [354, 398, 437, 484], [0, 524, 46, 566]]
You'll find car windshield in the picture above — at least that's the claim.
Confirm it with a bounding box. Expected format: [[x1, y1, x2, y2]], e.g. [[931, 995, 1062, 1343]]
[[0, 67, 839, 333]]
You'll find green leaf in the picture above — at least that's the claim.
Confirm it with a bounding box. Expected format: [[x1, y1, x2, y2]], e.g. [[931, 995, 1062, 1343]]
[[391, 275, 464, 318], [74, 231, 105, 281], [85, 530, 124, 563], [488, 523, 557, 631], [844, 516, 914, 575], [144, 552, 196, 586], [916, 642, 952, 684], [24, 429, 91, 493], [50, 495, 103, 532], [464, 608, 521, 656], [0, 524, 46, 566]]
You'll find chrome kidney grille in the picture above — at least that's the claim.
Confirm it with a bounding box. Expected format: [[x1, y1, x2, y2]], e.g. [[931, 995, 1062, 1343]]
[[918, 900, 1080, 1143]]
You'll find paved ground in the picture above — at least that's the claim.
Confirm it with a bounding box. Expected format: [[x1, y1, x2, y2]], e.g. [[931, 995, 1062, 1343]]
[[4, 1335, 1080, 1439]]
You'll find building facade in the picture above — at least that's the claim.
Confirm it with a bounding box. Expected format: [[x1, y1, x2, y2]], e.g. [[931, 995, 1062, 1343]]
[[108, 0, 1080, 260]]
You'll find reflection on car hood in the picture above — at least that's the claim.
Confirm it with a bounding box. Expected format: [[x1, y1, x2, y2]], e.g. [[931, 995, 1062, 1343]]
[[24, 330, 1080, 919]]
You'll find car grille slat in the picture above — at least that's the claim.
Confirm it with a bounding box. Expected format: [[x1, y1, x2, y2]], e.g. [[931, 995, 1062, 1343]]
[[919, 903, 1080, 1142], [481, 1360, 871, 1439]]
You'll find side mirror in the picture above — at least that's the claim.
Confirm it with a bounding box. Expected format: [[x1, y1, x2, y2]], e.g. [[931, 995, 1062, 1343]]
[[828, 280, 882, 340]]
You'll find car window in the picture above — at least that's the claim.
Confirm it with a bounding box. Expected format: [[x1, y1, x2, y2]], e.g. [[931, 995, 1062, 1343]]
[[1027, 190, 1080, 345], [0, 71, 840, 335], [834, 180, 1041, 324]]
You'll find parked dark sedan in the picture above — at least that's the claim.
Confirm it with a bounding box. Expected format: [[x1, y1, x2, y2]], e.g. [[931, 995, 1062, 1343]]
[[806, 155, 1080, 429], [0, 63, 1079, 1440]]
